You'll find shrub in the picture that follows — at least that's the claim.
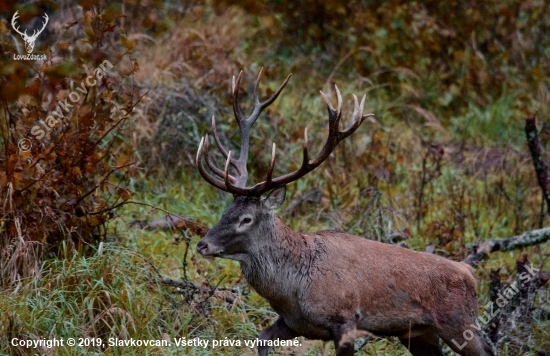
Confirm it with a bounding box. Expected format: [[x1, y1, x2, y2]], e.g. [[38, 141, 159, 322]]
[[0, 3, 140, 287]]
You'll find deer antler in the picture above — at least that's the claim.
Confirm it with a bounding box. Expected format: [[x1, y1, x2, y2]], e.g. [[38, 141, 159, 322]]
[[11, 11, 26, 37], [11, 11, 48, 39], [196, 69, 291, 193], [196, 70, 374, 197]]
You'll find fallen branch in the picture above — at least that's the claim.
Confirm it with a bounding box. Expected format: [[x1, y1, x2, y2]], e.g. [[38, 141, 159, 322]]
[[465, 226, 550, 266], [131, 215, 209, 236], [127, 201, 209, 236], [159, 277, 242, 305]]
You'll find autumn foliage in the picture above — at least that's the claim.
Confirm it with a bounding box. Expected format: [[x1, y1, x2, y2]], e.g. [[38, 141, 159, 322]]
[[0, 3, 140, 287], [214, 0, 548, 112]]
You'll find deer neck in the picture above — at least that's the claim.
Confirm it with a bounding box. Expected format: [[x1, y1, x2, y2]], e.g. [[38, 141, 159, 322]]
[[240, 215, 322, 301]]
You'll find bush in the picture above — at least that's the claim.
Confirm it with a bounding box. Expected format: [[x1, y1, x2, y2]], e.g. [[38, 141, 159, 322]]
[[0, 3, 140, 286]]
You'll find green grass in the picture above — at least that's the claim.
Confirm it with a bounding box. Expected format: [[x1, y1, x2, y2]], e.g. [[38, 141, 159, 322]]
[[0, 240, 270, 356], [3, 85, 549, 355]]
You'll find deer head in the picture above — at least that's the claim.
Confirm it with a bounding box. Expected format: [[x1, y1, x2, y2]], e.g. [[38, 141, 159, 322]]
[[196, 69, 373, 260], [11, 11, 49, 54]]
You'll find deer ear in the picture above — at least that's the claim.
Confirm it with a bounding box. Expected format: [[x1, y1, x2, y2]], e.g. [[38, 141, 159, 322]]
[[263, 186, 286, 209]]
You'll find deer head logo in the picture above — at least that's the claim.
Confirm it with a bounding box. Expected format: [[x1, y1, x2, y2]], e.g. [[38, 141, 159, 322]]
[[11, 11, 49, 54]]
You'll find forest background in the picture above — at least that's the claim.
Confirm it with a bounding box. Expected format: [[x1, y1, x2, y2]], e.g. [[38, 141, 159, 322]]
[[0, 0, 549, 354]]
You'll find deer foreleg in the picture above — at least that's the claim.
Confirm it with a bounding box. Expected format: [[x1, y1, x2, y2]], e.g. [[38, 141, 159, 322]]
[[332, 322, 361, 356], [257, 317, 300, 356]]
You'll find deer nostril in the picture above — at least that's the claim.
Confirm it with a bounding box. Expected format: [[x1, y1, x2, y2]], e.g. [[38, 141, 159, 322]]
[[197, 240, 208, 254]]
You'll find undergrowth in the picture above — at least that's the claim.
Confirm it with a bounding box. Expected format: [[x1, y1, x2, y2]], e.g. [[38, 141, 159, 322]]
[[1, 1, 549, 355]]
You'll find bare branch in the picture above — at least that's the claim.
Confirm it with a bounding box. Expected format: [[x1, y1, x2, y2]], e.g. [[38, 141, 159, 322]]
[[525, 115, 550, 214], [464, 226, 550, 266]]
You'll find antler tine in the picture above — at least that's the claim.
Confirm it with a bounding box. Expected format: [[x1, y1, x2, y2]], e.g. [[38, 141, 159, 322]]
[[252, 68, 264, 105], [224, 151, 232, 189], [211, 116, 228, 158], [319, 90, 338, 120], [258, 73, 292, 111], [222, 151, 251, 196], [362, 112, 377, 124], [202, 134, 237, 183], [203, 135, 237, 182], [359, 94, 366, 118], [265, 143, 277, 185], [195, 136, 204, 167], [196, 136, 229, 191], [335, 85, 342, 116], [245, 71, 292, 127], [302, 127, 309, 165], [232, 71, 246, 125], [211, 115, 241, 175], [341, 94, 363, 133]]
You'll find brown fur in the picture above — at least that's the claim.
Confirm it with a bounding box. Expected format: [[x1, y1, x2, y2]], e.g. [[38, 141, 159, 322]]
[[197, 194, 494, 356]]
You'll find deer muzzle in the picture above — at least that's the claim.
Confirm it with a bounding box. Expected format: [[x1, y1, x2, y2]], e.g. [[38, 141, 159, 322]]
[[196, 238, 222, 257]]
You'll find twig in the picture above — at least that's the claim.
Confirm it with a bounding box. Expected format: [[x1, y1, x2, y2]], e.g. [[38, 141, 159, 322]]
[[181, 234, 190, 281], [90, 200, 208, 238], [75, 161, 135, 205], [525, 115, 550, 214], [200, 275, 227, 313]]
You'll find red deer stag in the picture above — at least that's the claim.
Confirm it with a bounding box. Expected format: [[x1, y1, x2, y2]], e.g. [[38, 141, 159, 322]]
[[196, 70, 494, 356]]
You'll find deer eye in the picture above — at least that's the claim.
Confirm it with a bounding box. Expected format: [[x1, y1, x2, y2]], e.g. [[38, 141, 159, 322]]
[[239, 216, 253, 226]]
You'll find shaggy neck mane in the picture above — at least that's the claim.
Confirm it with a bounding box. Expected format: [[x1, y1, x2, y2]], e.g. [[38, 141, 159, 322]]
[[240, 215, 326, 300]]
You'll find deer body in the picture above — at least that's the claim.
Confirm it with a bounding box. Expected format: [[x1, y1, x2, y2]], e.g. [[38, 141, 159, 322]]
[[195, 70, 494, 355], [198, 195, 493, 356], [245, 219, 478, 340]]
